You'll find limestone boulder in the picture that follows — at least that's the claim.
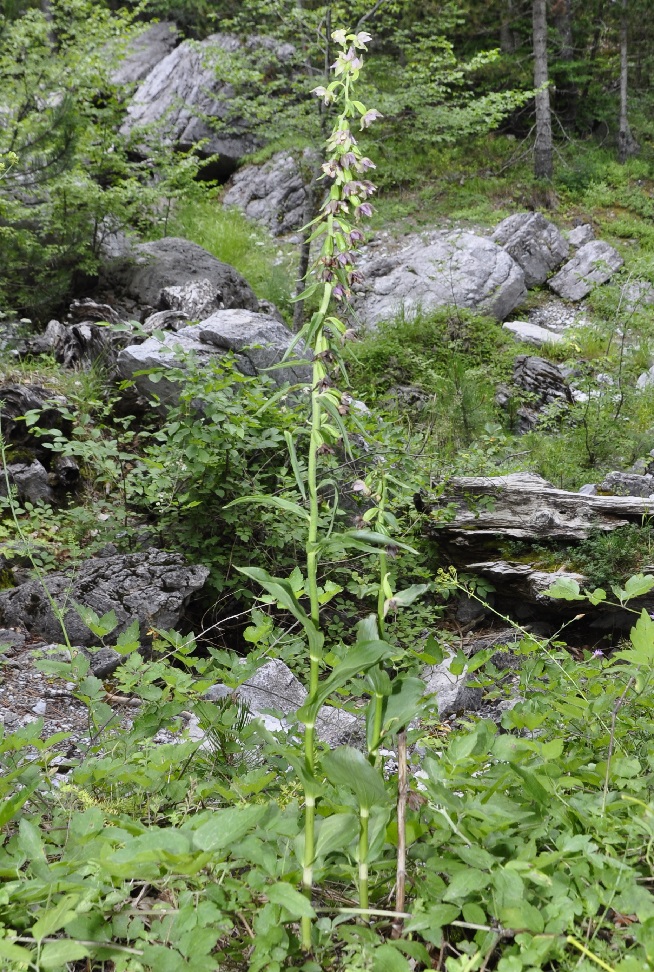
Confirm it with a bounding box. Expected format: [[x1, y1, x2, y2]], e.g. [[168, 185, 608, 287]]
[[356, 231, 527, 326], [0, 550, 209, 647], [502, 320, 564, 347], [105, 237, 261, 316], [116, 308, 310, 407], [548, 241, 624, 301], [492, 212, 569, 288]]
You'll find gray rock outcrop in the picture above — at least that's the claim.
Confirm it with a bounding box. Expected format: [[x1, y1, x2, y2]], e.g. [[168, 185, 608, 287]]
[[105, 237, 261, 316], [497, 355, 573, 431], [419, 471, 654, 545], [356, 231, 527, 326], [112, 22, 179, 86], [117, 308, 310, 406], [223, 151, 311, 235], [491, 212, 569, 288], [599, 471, 654, 498], [0, 550, 209, 647], [548, 240, 624, 301], [120, 34, 292, 175], [0, 460, 54, 505]]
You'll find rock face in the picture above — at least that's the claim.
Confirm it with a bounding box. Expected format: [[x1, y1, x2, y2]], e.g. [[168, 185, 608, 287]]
[[0, 460, 54, 505], [502, 320, 564, 347], [416, 472, 654, 627], [356, 231, 527, 326], [491, 212, 569, 288], [599, 471, 654, 498], [106, 238, 261, 316], [0, 385, 71, 449], [117, 309, 310, 406], [0, 550, 209, 647], [548, 241, 624, 301], [498, 355, 573, 431], [420, 471, 654, 545], [112, 22, 179, 86], [223, 151, 311, 236], [120, 34, 292, 175]]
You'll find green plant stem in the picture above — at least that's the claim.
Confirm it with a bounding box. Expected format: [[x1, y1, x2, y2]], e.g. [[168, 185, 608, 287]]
[[301, 283, 332, 951], [370, 690, 384, 764], [358, 807, 369, 911]]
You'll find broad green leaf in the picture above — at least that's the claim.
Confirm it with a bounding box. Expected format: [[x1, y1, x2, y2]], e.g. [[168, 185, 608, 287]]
[[114, 618, 140, 655], [314, 812, 359, 859], [389, 583, 430, 608], [298, 639, 393, 723], [236, 566, 314, 639], [543, 577, 583, 601], [0, 783, 38, 827], [379, 677, 426, 736], [357, 614, 379, 642], [372, 944, 410, 972], [498, 901, 544, 933], [442, 868, 491, 901], [192, 805, 268, 853], [322, 746, 391, 811], [39, 940, 90, 969], [18, 819, 46, 862], [587, 587, 606, 605], [615, 609, 654, 665], [226, 494, 309, 521], [0, 939, 33, 963], [267, 882, 316, 919], [31, 894, 81, 942]]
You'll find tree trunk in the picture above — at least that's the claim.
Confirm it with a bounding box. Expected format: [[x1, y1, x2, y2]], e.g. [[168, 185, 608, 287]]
[[532, 0, 554, 180], [552, 0, 577, 126], [500, 0, 515, 53], [618, 0, 639, 163]]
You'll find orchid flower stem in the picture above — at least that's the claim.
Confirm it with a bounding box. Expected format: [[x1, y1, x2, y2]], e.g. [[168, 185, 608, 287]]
[[358, 807, 369, 911]]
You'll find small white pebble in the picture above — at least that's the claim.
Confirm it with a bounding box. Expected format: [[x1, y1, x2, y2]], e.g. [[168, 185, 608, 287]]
[[32, 701, 47, 715]]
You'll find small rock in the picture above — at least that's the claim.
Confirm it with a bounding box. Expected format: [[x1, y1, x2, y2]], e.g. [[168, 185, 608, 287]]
[[83, 647, 123, 678], [0, 628, 26, 649], [204, 660, 364, 748], [422, 652, 482, 717], [637, 365, 654, 390], [503, 320, 564, 347], [567, 224, 594, 247], [32, 700, 47, 715], [0, 460, 54, 505], [579, 483, 598, 496]]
